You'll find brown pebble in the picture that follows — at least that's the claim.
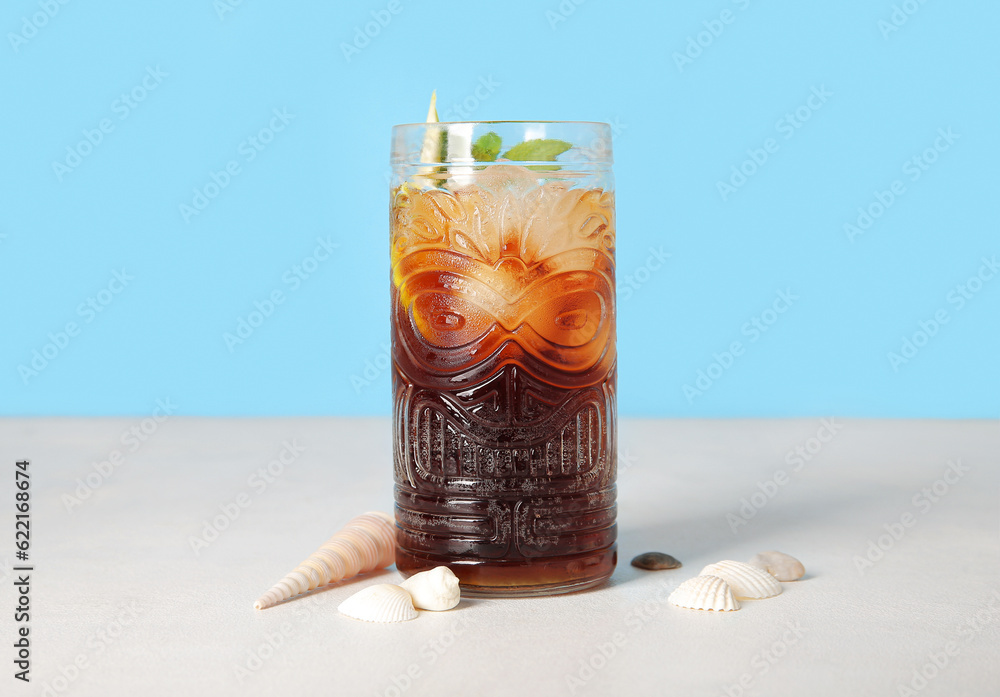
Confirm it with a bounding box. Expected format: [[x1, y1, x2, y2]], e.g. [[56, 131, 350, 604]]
[[630, 552, 682, 570]]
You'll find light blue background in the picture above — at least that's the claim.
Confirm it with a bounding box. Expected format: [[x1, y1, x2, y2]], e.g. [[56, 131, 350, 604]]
[[1, 0, 997, 417]]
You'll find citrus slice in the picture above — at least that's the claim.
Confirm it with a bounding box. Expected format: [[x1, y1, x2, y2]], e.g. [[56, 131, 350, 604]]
[[419, 91, 446, 164]]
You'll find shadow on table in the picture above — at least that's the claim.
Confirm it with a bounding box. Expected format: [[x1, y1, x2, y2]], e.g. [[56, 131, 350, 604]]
[[610, 486, 895, 587]]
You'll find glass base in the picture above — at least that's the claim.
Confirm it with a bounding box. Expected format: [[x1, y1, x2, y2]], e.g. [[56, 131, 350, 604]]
[[396, 546, 617, 598]]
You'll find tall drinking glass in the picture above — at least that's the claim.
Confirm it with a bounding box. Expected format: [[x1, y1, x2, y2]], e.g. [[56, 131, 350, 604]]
[[389, 122, 616, 596]]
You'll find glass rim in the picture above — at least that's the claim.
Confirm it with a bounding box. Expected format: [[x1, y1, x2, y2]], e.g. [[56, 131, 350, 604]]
[[391, 121, 614, 166], [392, 120, 611, 130]]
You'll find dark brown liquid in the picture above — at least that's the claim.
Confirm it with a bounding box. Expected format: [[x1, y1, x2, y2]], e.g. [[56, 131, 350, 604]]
[[390, 178, 617, 596]]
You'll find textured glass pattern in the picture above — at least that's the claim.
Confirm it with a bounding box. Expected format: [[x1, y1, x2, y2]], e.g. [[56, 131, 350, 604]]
[[390, 165, 617, 595]]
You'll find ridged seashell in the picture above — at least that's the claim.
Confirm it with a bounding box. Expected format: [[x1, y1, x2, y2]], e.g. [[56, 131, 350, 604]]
[[338, 584, 417, 623], [668, 575, 740, 611], [254, 511, 396, 610], [700, 560, 782, 599], [748, 551, 805, 581], [400, 567, 461, 611]]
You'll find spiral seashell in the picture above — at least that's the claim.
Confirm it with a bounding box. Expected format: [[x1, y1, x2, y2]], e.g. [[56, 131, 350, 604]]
[[700, 560, 782, 599], [253, 511, 396, 610], [668, 575, 740, 611], [400, 567, 461, 611], [338, 584, 418, 623]]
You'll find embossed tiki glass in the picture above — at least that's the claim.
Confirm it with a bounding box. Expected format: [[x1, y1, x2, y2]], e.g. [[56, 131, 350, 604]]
[[390, 122, 616, 596]]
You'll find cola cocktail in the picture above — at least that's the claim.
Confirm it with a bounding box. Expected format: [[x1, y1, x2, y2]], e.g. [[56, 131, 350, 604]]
[[390, 121, 616, 596]]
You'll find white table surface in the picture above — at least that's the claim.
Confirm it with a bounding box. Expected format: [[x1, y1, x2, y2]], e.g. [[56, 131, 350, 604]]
[[0, 417, 997, 697]]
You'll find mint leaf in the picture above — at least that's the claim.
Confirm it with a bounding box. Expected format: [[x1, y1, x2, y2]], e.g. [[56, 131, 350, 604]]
[[472, 132, 502, 162], [502, 139, 572, 162], [438, 131, 449, 163]]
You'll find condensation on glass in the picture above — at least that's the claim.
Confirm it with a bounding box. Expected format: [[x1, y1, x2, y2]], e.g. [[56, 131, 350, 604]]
[[389, 122, 616, 596]]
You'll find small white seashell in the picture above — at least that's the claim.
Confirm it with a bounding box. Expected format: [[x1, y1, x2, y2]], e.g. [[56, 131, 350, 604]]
[[400, 567, 461, 611], [748, 551, 805, 582], [338, 584, 417, 623], [668, 575, 740, 611], [700, 560, 782, 599]]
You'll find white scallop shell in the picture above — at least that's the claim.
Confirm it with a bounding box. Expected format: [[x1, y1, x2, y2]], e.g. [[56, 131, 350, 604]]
[[748, 551, 805, 582], [700, 560, 782, 599], [668, 575, 740, 611], [400, 567, 461, 611], [338, 584, 417, 623]]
